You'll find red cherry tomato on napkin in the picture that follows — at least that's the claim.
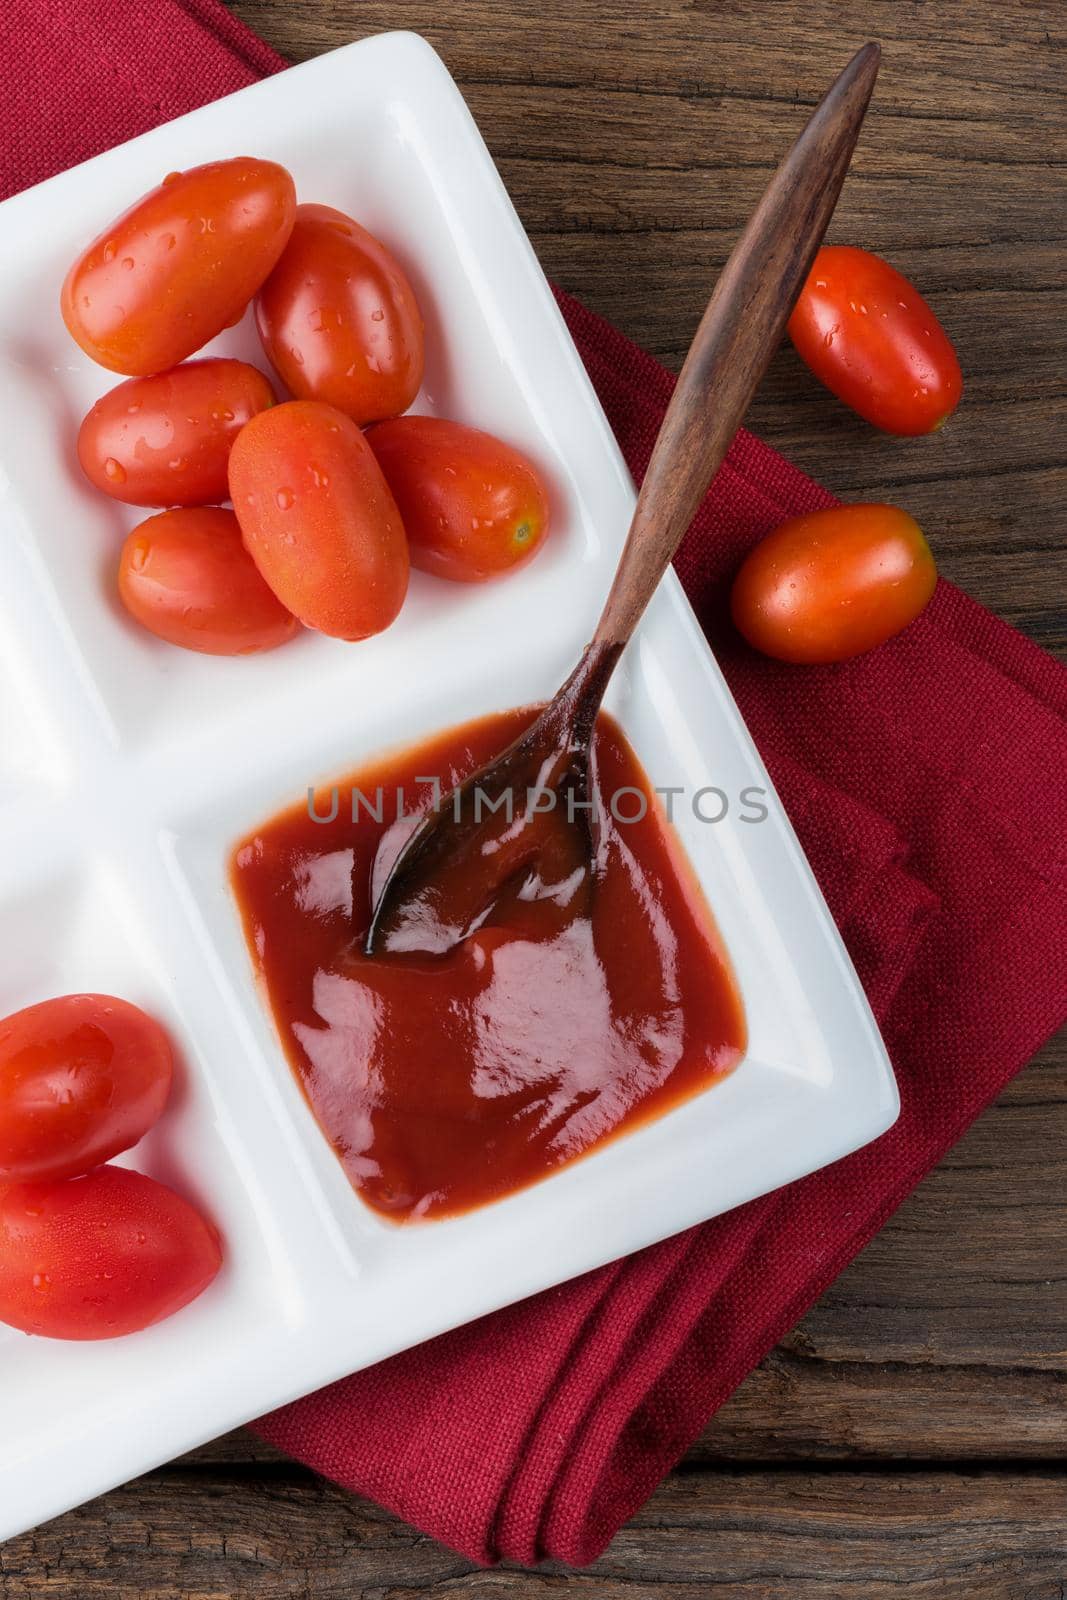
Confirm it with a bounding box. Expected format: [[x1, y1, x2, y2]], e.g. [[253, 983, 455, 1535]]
[[119, 507, 300, 655], [62, 157, 297, 376], [0, 1167, 222, 1340], [788, 246, 962, 435], [228, 400, 409, 639], [731, 503, 937, 664], [255, 204, 424, 423], [0, 995, 172, 1184], [78, 359, 275, 507], [367, 416, 551, 582]]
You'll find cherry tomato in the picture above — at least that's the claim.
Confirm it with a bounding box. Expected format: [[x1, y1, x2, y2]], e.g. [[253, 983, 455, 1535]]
[[0, 1167, 222, 1340], [62, 158, 297, 376], [255, 204, 423, 424], [77, 360, 275, 507], [788, 246, 963, 435], [228, 400, 409, 639], [0, 995, 172, 1184], [730, 503, 937, 664], [119, 507, 300, 655], [367, 417, 551, 583]]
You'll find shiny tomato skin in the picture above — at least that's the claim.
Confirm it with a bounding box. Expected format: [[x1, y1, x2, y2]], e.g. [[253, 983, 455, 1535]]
[[0, 1167, 222, 1340], [77, 359, 275, 507], [255, 204, 424, 424], [788, 246, 962, 435], [731, 503, 937, 665], [119, 507, 300, 655], [228, 400, 409, 639], [62, 158, 297, 376], [367, 417, 551, 583], [0, 995, 172, 1184]]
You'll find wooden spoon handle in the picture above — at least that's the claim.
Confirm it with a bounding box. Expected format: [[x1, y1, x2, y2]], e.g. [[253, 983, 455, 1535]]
[[592, 42, 880, 650]]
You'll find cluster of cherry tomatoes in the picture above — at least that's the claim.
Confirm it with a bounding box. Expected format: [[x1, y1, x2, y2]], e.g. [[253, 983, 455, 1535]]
[[0, 996, 221, 1340], [64, 157, 551, 654], [730, 244, 963, 665]]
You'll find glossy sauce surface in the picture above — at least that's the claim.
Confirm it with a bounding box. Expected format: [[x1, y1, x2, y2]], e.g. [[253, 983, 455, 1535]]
[[231, 710, 745, 1221]]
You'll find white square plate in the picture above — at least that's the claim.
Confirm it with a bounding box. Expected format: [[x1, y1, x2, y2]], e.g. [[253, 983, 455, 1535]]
[[0, 32, 897, 1542]]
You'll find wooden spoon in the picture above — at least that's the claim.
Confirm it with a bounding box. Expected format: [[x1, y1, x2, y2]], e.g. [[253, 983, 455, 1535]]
[[364, 42, 880, 957]]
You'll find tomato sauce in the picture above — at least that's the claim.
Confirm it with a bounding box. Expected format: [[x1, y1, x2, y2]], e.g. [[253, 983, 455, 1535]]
[[230, 709, 745, 1221]]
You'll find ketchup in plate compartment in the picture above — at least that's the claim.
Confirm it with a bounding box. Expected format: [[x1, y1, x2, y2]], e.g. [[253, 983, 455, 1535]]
[[230, 709, 745, 1221]]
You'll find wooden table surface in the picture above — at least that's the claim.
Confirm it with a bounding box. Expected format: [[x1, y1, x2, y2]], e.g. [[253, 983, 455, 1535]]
[[4, 3, 1065, 1596]]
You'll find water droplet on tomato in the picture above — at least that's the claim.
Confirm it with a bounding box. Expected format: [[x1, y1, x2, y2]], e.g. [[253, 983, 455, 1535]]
[[127, 402, 141, 414], [276, 487, 295, 510], [102, 240, 117, 264], [162, 171, 181, 185], [289, 346, 305, 366], [121, 256, 135, 271], [371, 308, 385, 322], [222, 408, 235, 422], [32, 1273, 50, 1292], [129, 538, 149, 571], [104, 457, 127, 484], [309, 465, 329, 488], [168, 457, 185, 471]]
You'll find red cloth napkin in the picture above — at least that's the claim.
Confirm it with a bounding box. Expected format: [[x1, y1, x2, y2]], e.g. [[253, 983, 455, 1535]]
[[5, 0, 1066, 1567]]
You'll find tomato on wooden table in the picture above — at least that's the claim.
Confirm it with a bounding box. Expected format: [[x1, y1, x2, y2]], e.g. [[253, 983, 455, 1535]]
[[0, 1167, 222, 1339], [78, 359, 275, 507], [730, 503, 937, 664], [119, 507, 300, 655], [0, 995, 172, 1184], [62, 157, 297, 376], [788, 245, 963, 435], [228, 400, 409, 639], [255, 203, 424, 424], [367, 416, 551, 582]]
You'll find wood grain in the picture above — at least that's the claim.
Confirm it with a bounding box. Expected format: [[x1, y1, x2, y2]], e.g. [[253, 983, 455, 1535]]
[[6, 1, 1065, 1594], [4, 1467, 1066, 1598]]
